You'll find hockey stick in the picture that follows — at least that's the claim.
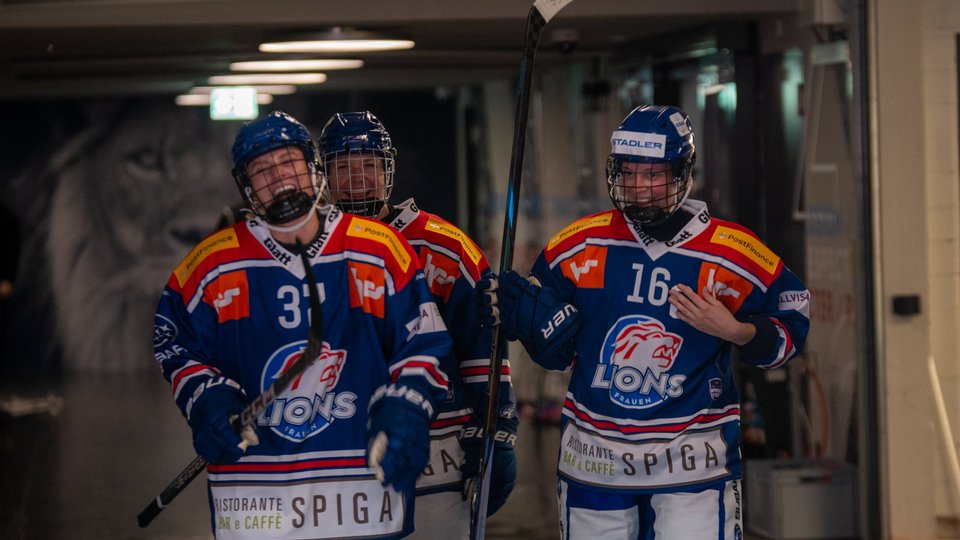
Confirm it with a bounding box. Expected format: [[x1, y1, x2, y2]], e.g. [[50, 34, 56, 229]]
[[470, 1, 574, 538], [137, 240, 325, 528]]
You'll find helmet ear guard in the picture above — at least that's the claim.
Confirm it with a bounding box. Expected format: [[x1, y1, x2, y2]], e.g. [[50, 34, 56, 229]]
[[606, 105, 696, 227], [317, 111, 396, 218], [231, 111, 325, 225]]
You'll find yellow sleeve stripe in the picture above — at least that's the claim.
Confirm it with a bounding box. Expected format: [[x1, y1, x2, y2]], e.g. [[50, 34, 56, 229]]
[[174, 229, 239, 286], [347, 219, 412, 272], [425, 217, 483, 265], [710, 226, 780, 275], [547, 212, 613, 251]]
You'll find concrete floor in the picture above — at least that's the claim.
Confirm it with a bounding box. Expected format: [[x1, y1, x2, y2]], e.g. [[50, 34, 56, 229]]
[[0, 374, 782, 540], [0, 373, 560, 540]]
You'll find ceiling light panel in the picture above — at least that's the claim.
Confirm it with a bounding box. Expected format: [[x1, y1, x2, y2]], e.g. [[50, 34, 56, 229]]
[[259, 39, 415, 53], [207, 73, 327, 85], [230, 59, 363, 71]]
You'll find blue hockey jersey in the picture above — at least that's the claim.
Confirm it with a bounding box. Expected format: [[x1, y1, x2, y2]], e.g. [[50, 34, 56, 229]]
[[384, 198, 514, 495], [154, 205, 452, 539], [529, 200, 809, 494]]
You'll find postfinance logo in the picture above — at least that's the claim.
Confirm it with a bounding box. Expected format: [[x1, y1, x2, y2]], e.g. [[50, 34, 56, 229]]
[[710, 226, 779, 275]]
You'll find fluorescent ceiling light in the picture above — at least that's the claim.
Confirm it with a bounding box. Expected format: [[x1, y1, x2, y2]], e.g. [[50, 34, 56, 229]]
[[176, 93, 274, 106], [230, 59, 363, 71], [207, 73, 327, 85], [260, 40, 414, 53], [259, 29, 414, 53], [190, 85, 297, 95]]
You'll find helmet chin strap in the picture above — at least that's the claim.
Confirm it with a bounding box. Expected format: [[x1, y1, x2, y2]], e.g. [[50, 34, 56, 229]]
[[623, 178, 695, 227], [260, 189, 326, 234], [336, 198, 385, 218]]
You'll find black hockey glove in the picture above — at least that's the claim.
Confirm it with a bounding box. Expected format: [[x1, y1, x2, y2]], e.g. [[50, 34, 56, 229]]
[[498, 270, 580, 358], [459, 403, 519, 517], [475, 270, 501, 328], [186, 377, 259, 464], [367, 384, 432, 493]]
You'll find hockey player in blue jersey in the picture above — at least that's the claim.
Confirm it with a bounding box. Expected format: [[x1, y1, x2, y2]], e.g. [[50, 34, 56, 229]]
[[153, 111, 453, 539], [492, 105, 810, 539], [317, 111, 517, 539]]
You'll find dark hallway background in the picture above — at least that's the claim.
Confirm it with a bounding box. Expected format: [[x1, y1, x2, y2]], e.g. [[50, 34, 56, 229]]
[[0, 91, 457, 379]]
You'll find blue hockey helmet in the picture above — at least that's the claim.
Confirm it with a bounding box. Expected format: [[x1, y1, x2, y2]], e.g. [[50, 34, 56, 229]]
[[606, 105, 696, 226], [231, 111, 324, 224], [317, 111, 396, 218]]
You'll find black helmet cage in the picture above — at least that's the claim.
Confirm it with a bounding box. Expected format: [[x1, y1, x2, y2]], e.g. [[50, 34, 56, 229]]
[[605, 153, 695, 227], [322, 147, 396, 218], [233, 144, 324, 225]]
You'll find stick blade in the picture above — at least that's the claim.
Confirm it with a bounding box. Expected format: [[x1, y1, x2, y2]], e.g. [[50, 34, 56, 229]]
[[137, 499, 162, 528], [533, 0, 575, 23]]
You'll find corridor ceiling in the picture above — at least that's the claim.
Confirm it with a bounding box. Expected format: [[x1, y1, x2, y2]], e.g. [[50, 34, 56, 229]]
[[0, 0, 798, 98]]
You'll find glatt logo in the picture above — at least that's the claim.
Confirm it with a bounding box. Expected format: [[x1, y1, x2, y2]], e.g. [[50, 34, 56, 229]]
[[592, 315, 685, 409], [259, 341, 356, 442]]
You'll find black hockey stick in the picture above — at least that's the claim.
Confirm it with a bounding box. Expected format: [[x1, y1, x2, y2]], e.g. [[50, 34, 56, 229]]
[[137, 241, 325, 528], [470, 1, 574, 538]]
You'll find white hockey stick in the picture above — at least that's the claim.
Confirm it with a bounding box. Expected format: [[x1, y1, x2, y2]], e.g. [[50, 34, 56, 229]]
[[470, 1, 574, 538], [137, 240, 325, 528]]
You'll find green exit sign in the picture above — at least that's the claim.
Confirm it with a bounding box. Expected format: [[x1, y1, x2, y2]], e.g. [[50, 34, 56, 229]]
[[210, 87, 258, 120]]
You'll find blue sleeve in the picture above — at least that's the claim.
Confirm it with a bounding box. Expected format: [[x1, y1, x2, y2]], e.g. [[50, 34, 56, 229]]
[[522, 252, 578, 372], [737, 265, 810, 369], [153, 284, 226, 423], [380, 269, 453, 417], [445, 270, 515, 414]]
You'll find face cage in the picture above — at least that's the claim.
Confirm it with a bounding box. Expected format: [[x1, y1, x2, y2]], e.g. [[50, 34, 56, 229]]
[[323, 149, 395, 218], [238, 146, 324, 225], [606, 156, 692, 227]]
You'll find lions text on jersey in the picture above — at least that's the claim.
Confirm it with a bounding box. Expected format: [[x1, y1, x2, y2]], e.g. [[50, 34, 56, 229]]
[[530, 199, 809, 494], [155, 206, 452, 539]]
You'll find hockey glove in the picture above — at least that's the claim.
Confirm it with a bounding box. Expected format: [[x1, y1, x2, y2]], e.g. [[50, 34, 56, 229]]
[[367, 385, 432, 493], [459, 405, 519, 517], [186, 377, 259, 464], [475, 270, 501, 328], [498, 270, 580, 358]]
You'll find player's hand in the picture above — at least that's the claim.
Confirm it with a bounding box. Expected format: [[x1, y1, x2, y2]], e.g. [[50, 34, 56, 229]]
[[475, 271, 500, 328], [187, 377, 259, 464], [366, 385, 431, 493], [497, 270, 579, 355], [459, 405, 518, 517], [668, 283, 755, 345]]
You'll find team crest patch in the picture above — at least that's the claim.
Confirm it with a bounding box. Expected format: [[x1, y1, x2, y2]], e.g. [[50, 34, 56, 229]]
[[559, 245, 606, 288], [203, 270, 250, 322], [421, 248, 459, 302], [153, 314, 178, 348], [697, 263, 753, 314], [709, 378, 723, 400], [591, 315, 686, 409], [259, 341, 355, 442], [348, 261, 386, 318]]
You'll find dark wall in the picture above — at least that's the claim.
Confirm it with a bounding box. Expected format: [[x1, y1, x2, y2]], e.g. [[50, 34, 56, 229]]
[[0, 90, 457, 380]]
